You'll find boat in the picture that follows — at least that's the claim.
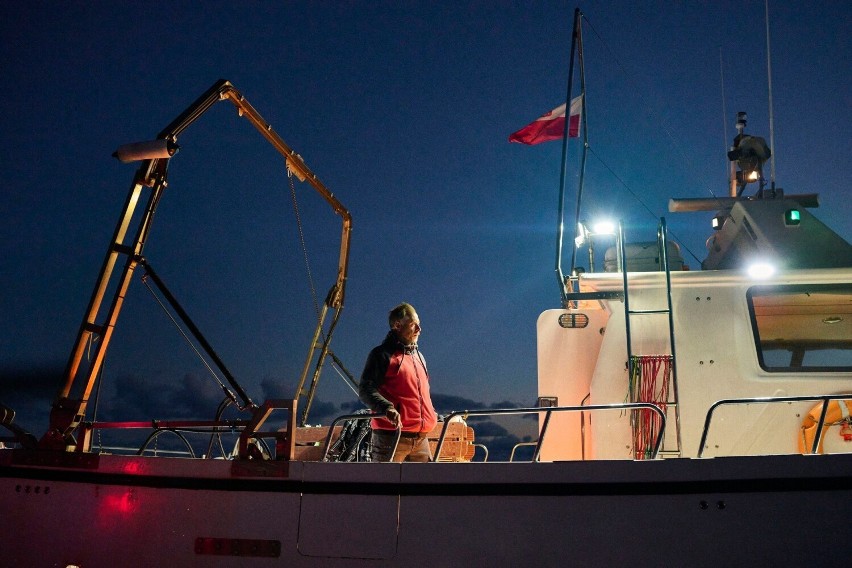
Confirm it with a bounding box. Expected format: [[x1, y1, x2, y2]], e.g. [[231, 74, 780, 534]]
[[2, 18, 852, 568]]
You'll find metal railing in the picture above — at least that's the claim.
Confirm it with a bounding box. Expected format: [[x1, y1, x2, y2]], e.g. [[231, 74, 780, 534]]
[[435, 402, 667, 461], [321, 413, 400, 462], [697, 394, 852, 457], [509, 442, 538, 462]]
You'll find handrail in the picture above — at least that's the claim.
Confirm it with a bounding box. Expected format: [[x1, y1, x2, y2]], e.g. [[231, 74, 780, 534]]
[[697, 394, 852, 457], [84, 418, 256, 459], [472, 443, 489, 462], [435, 402, 667, 461], [509, 442, 538, 462], [321, 413, 400, 462]]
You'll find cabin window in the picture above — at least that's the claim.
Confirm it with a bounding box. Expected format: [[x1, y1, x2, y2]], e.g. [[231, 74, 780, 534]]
[[747, 284, 852, 372]]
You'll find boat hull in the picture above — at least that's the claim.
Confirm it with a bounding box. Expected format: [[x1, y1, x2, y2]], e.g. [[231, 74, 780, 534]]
[[2, 450, 850, 566]]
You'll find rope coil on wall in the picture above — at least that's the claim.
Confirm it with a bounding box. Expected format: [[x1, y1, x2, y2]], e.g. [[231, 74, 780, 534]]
[[628, 355, 672, 459]]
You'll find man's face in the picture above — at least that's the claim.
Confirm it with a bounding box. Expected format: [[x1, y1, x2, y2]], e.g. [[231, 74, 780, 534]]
[[395, 311, 421, 345]]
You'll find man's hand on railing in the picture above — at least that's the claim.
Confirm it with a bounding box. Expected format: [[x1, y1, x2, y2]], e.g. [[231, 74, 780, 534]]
[[386, 407, 401, 428]]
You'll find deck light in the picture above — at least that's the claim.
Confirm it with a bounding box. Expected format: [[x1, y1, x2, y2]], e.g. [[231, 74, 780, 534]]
[[747, 262, 776, 279], [591, 220, 616, 235], [576, 220, 617, 272]]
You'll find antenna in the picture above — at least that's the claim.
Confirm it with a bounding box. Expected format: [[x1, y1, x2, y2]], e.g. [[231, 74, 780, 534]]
[[719, 48, 731, 191], [765, 0, 776, 188]]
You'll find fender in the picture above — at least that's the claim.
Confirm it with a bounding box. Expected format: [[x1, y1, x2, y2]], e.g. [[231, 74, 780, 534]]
[[799, 399, 852, 454]]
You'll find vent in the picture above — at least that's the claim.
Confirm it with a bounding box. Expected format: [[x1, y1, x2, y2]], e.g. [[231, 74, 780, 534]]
[[558, 313, 589, 328]]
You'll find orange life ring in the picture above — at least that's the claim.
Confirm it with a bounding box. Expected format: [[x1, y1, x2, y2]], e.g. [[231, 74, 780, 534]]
[[799, 399, 852, 454]]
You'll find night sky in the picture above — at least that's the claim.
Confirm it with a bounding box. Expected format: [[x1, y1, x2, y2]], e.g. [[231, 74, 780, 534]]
[[1, 2, 849, 452]]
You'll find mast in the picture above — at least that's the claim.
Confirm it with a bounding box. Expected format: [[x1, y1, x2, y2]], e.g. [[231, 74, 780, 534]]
[[555, 8, 585, 304]]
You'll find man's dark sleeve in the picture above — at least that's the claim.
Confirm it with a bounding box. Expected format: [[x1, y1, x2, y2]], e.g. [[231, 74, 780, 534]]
[[358, 347, 393, 413]]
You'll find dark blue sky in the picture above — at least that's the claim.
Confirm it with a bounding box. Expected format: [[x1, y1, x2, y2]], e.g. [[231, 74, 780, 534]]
[[1, 2, 849, 438]]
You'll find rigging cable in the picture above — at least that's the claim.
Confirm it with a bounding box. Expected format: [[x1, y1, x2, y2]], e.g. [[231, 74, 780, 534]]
[[141, 272, 235, 403], [287, 166, 321, 319], [286, 164, 359, 399], [328, 352, 360, 397], [581, 15, 740, 264], [585, 145, 702, 264], [583, 16, 725, 204]]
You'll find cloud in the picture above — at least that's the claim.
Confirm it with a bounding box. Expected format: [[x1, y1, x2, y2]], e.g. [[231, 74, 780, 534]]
[[466, 419, 510, 438], [432, 393, 531, 413], [95, 372, 220, 420], [0, 362, 64, 400], [0, 363, 62, 435], [302, 399, 340, 425], [489, 400, 524, 410], [259, 377, 294, 400], [431, 393, 482, 412], [257, 377, 342, 425]]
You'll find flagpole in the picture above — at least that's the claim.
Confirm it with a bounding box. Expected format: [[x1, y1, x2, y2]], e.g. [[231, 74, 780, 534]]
[[555, 8, 583, 304], [570, 13, 589, 283]]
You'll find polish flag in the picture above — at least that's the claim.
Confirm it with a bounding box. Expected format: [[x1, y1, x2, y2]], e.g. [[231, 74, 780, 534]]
[[509, 95, 582, 145]]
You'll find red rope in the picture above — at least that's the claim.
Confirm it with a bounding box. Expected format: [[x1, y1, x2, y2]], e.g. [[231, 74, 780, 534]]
[[630, 355, 671, 459]]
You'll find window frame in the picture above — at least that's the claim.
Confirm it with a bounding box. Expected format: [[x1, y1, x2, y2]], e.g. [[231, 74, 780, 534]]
[[747, 283, 852, 373]]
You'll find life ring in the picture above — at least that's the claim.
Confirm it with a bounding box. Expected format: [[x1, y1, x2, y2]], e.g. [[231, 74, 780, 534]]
[[799, 399, 852, 454]]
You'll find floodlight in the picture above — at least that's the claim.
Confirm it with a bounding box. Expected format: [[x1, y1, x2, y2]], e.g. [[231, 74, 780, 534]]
[[591, 220, 616, 235], [747, 262, 776, 279]]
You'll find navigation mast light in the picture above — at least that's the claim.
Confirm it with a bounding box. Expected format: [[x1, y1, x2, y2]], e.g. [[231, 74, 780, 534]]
[[784, 208, 801, 226]]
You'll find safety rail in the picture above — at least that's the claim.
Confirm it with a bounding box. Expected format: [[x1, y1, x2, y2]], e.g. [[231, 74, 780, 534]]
[[82, 419, 268, 459], [79, 398, 296, 460], [697, 394, 852, 457], [509, 442, 538, 462], [436, 402, 667, 461], [321, 413, 400, 462], [472, 443, 489, 462]]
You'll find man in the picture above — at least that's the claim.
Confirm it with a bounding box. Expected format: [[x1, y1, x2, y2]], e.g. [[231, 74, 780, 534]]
[[358, 302, 438, 462]]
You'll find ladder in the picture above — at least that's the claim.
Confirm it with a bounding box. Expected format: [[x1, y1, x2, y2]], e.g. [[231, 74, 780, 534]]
[[619, 218, 681, 457]]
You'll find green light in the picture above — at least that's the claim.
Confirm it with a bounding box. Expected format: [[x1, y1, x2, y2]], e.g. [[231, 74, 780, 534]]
[[785, 208, 801, 226]]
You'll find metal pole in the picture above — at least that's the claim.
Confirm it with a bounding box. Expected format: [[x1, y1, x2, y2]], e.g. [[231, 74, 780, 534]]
[[555, 8, 583, 303], [570, 14, 589, 280], [765, 0, 776, 189]]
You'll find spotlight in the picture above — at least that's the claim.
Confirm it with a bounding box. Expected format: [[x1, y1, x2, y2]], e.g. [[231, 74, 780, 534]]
[[591, 220, 616, 235], [747, 262, 776, 279]]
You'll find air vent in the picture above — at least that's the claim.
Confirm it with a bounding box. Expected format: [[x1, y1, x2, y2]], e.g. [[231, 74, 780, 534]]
[[558, 313, 589, 328]]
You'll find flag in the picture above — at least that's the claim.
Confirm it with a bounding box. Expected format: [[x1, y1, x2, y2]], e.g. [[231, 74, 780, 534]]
[[508, 95, 582, 145]]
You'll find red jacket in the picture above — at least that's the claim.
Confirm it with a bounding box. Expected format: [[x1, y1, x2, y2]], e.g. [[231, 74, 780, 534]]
[[358, 332, 438, 433]]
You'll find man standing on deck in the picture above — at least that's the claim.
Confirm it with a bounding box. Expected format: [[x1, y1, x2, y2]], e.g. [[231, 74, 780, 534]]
[[359, 302, 438, 462]]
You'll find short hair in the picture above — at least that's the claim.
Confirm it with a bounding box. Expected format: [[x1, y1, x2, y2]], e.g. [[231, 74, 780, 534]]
[[388, 302, 417, 328]]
